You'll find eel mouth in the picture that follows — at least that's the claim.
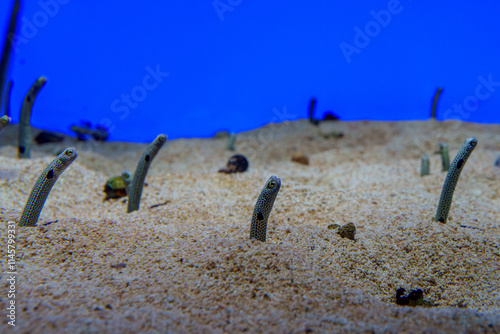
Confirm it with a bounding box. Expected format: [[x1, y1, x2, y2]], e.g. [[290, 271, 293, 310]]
[[273, 176, 282, 191]]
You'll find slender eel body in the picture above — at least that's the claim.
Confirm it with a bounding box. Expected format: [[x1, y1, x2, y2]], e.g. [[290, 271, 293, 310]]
[[1, 79, 13, 134], [4, 80, 13, 117], [431, 87, 443, 119], [127, 134, 167, 213], [420, 153, 430, 176], [19, 147, 78, 226], [226, 132, 236, 151], [121, 170, 132, 194], [18, 76, 47, 158], [435, 137, 477, 223], [250, 175, 281, 242], [308, 97, 318, 125], [439, 142, 450, 171], [0, 0, 20, 112]]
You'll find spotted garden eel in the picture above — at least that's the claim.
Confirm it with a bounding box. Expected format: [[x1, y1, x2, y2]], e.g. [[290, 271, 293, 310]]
[[121, 170, 132, 194], [439, 142, 450, 171], [127, 134, 167, 213], [120, 169, 132, 201], [0, 115, 10, 132], [0, 0, 19, 112], [19, 147, 78, 227], [250, 175, 281, 241], [18, 76, 47, 159], [434, 137, 477, 223], [430, 87, 442, 119], [420, 153, 429, 176], [4, 80, 13, 118]]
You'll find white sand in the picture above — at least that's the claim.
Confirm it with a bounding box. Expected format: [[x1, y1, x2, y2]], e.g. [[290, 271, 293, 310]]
[[0, 120, 499, 333]]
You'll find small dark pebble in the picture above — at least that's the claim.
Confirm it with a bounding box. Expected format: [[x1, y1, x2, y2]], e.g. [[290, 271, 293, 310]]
[[218, 154, 249, 174], [495, 155, 500, 167], [94, 306, 102, 311], [149, 200, 171, 209], [327, 224, 340, 230], [338, 222, 356, 240], [35, 131, 64, 145], [105, 304, 113, 310], [40, 220, 58, 227], [322, 111, 340, 121], [291, 151, 309, 165], [111, 263, 127, 269], [396, 288, 434, 307]]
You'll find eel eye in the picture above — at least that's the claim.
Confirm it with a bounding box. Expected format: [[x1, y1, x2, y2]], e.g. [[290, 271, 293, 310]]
[[268, 181, 276, 189], [65, 149, 73, 156]]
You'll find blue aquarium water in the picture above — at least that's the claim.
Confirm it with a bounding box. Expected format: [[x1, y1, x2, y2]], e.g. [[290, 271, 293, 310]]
[[0, 0, 499, 142]]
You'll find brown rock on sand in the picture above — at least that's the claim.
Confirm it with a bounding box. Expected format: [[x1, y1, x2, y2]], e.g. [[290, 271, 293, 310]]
[[291, 151, 309, 165]]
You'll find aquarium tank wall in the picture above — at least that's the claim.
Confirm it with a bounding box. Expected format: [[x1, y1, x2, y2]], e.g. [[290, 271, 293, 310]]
[[0, 0, 499, 142]]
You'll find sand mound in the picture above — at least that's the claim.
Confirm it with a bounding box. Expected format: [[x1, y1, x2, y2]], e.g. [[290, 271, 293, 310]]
[[1, 120, 499, 333]]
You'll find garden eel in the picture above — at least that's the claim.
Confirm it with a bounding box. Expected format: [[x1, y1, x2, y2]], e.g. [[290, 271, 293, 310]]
[[0, 115, 10, 132], [4, 80, 13, 117], [420, 153, 429, 176], [18, 76, 47, 159], [121, 170, 132, 194], [439, 142, 450, 171], [250, 175, 281, 242], [0, 0, 20, 112], [0, 81, 12, 135], [431, 87, 443, 119], [226, 132, 236, 151], [434, 137, 477, 223], [19, 147, 78, 227], [127, 134, 167, 213], [308, 97, 319, 125]]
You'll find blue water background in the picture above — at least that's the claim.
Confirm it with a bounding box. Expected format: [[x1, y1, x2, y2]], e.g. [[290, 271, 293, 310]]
[[0, 0, 499, 142]]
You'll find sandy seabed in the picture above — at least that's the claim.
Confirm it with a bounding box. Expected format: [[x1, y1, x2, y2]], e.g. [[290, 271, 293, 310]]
[[0, 120, 499, 333]]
